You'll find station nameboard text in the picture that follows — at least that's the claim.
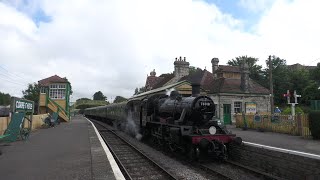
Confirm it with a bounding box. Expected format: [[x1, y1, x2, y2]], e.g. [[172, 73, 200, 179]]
[[11, 97, 34, 113]]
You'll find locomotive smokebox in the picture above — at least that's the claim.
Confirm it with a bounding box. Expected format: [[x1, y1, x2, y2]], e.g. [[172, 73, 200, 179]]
[[191, 83, 200, 97]]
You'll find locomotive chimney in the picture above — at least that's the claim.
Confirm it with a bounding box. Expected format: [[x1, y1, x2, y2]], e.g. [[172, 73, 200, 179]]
[[191, 83, 200, 97]]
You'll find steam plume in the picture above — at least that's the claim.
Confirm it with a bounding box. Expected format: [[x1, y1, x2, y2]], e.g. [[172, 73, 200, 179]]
[[125, 111, 142, 140]]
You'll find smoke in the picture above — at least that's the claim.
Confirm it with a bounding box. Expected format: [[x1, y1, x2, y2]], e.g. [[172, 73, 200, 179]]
[[125, 110, 142, 140], [166, 88, 175, 96]]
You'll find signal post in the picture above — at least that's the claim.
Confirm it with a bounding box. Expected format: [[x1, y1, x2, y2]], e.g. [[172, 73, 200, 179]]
[[283, 90, 301, 119]]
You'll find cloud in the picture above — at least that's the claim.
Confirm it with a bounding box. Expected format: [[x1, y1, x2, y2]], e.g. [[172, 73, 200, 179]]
[[238, 0, 275, 13], [0, 0, 319, 102]]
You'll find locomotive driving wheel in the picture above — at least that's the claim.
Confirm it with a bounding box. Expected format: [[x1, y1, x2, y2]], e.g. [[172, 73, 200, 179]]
[[187, 145, 200, 162], [166, 133, 178, 152]]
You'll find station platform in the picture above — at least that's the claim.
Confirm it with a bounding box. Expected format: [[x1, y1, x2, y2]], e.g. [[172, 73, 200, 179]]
[[227, 125, 320, 155], [0, 115, 122, 180]]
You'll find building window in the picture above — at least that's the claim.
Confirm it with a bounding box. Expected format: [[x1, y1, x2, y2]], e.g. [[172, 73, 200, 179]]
[[49, 84, 66, 99], [234, 102, 242, 113], [40, 87, 47, 94]]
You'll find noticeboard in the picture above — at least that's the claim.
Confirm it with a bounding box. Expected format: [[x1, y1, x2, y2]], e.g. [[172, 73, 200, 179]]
[[245, 102, 257, 114], [10, 97, 34, 114], [254, 114, 261, 122]]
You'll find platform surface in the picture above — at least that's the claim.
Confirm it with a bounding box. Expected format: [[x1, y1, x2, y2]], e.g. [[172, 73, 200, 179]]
[[228, 125, 320, 155], [0, 115, 117, 180]]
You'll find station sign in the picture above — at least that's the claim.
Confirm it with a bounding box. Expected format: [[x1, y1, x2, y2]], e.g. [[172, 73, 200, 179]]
[[10, 97, 34, 114]]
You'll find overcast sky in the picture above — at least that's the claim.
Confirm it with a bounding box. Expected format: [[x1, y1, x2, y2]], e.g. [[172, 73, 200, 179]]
[[0, 0, 319, 102]]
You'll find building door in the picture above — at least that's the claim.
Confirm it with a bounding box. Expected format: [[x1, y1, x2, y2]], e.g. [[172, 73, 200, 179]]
[[223, 104, 231, 125]]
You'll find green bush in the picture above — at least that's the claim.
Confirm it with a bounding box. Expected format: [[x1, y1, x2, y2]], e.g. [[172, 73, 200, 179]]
[[309, 111, 320, 139], [282, 106, 304, 115]]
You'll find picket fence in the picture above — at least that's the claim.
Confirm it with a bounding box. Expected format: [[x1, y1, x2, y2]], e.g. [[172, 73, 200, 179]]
[[235, 114, 311, 138]]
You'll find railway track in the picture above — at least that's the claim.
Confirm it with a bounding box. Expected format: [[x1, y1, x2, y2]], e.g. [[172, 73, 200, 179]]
[[199, 160, 282, 180], [91, 120, 179, 180]]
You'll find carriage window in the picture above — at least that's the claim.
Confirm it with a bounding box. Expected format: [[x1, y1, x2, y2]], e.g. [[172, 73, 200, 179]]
[[234, 102, 242, 113]]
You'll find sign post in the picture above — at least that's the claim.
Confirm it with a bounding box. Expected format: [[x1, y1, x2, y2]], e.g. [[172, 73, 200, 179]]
[[10, 97, 34, 140]]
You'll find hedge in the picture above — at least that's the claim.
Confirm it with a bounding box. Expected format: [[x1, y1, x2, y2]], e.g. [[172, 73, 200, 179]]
[[309, 111, 320, 139]]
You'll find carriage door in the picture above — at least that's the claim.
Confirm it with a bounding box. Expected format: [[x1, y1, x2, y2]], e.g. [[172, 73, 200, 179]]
[[223, 104, 231, 125]]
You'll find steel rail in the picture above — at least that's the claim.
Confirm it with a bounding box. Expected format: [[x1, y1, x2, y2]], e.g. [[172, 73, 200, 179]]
[[198, 160, 283, 180], [226, 160, 284, 180], [92, 120, 179, 180], [198, 163, 233, 180]]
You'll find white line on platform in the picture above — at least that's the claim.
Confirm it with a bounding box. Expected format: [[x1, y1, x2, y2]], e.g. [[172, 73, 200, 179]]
[[243, 141, 320, 160], [87, 118, 126, 180]]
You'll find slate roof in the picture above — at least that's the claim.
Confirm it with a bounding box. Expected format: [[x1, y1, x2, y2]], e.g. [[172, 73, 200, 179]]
[[209, 78, 270, 94], [179, 69, 204, 84], [38, 75, 69, 86], [152, 73, 174, 89], [145, 76, 163, 90], [144, 65, 269, 95]]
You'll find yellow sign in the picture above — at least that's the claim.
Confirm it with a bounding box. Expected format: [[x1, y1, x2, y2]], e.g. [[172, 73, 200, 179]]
[[245, 102, 256, 114]]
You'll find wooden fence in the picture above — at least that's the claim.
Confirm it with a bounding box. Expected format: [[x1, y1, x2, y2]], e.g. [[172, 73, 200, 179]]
[[0, 114, 48, 135], [235, 114, 311, 138]]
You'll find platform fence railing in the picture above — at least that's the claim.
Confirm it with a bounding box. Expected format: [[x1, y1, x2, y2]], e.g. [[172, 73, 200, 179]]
[[235, 114, 311, 138]]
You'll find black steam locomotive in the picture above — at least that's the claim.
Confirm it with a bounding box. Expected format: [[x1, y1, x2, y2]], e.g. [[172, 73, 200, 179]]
[[84, 84, 242, 160]]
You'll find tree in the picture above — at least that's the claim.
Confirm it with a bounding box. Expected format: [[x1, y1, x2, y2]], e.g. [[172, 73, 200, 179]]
[[310, 63, 320, 84], [22, 83, 40, 114], [139, 87, 146, 93], [302, 81, 320, 104], [22, 83, 40, 103], [0, 92, 11, 105], [93, 91, 106, 101], [264, 55, 291, 105], [63, 77, 73, 95], [76, 98, 91, 102], [288, 69, 311, 104], [113, 96, 127, 103], [134, 88, 139, 95], [189, 66, 197, 75], [228, 56, 265, 86]]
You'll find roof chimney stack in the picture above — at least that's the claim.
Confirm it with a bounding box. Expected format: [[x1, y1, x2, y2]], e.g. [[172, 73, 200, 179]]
[[240, 60, 250, 93], [174, 56, 190, 79], [211, 58, 219, 79]]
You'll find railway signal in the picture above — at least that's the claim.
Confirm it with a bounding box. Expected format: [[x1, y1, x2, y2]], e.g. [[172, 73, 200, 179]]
[[284, 90, 301, 118]]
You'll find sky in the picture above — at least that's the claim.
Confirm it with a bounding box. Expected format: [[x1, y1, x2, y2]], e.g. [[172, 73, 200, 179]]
[[0, 0, 319, 102]]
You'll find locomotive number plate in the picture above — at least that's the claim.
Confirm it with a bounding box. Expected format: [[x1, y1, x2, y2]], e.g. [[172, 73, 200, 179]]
[[200, 101, 211, 106]]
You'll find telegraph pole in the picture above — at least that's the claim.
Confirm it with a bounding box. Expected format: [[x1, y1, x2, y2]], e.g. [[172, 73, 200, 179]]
[[269, 55, 274, 114]]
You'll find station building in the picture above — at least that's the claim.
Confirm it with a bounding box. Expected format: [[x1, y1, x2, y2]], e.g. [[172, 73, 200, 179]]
[[38, 75, 71, 122], [141, 57, 270, 124]]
